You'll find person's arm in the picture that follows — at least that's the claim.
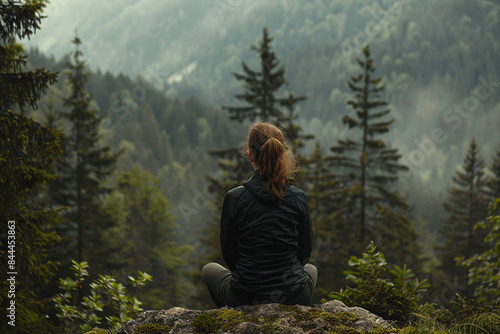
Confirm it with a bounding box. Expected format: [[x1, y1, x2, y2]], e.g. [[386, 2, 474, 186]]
[[220, 191, 239, 271], [297, 193, 313, 266]]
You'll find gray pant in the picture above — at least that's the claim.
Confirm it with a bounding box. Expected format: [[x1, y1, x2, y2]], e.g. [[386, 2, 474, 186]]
[[202, 262, 318, 308]]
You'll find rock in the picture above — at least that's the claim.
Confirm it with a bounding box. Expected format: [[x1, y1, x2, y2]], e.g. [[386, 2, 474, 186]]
[[116, 301, 390, 334], [318, 300, 386, 332]]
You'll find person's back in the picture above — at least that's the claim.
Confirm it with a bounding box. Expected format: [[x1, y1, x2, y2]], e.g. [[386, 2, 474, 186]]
[[202, 122, 317, 307]]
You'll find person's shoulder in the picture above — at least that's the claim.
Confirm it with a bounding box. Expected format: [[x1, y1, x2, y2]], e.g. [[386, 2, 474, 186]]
[[288, 185, 308, 202], [225, 185, 246, 199], [289, 184, 306, 196]]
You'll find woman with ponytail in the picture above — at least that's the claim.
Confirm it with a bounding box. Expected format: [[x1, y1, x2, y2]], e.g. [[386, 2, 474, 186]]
[[202, 122, 317, 307]]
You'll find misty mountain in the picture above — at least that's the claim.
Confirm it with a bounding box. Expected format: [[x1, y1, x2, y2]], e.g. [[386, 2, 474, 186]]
[[27, 0, 499, 140], [24, 0, 500, 232]]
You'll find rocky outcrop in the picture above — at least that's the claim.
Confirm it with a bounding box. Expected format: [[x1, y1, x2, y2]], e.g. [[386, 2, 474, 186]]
[[117, 300, 390, 334]]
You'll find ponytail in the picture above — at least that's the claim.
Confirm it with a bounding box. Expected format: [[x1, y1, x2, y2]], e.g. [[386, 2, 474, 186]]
[[245, 122, 299, 200], [259, 137, 287, 200]]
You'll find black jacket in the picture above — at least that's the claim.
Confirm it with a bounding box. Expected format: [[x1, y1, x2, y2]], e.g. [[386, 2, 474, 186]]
[[220, 170, 313, 302]]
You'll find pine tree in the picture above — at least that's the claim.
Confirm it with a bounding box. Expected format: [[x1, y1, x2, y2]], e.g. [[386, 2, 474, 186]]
[[458, 199, 500, 304], [50, 35, 120, 265], [99, 168, 192, 309], [301, 142, 346, 300], [329, 45, 420, 268], [0, 0, 57, 110], [140, 104, 172, 171], [193, 152, 249, 308], [279, 93, 314, 172], [436, 139, 491, 285], [222, 27, 286, 124], [0, 1, 60, 332], [486, 145, 500, 215]]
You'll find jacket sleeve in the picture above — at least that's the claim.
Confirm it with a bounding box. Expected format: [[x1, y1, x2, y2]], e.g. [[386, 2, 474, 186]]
[[297, 193, 313, 266], [220, 191, 239, 271]]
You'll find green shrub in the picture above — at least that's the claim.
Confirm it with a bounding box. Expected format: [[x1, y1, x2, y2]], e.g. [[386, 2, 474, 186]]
[[452, 295, 500, 334], [326, 241, 429, 323], [53, 261, 152, 333], [458, 199, 500, 304]]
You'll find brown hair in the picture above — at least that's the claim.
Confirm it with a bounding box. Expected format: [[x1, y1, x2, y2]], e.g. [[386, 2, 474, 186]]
[[245, 122, 299, 200]]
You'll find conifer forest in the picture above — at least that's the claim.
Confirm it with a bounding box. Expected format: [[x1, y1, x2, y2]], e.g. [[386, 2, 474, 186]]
[[1, 0, 499, 333]]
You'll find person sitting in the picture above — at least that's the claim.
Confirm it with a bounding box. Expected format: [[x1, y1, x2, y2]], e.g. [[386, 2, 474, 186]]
[[202, 122, 317, 307]]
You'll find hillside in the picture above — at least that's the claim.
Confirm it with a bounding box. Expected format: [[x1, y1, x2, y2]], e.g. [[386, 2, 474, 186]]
[[27, 0, 499, 151], [25, 0, 500, 233]]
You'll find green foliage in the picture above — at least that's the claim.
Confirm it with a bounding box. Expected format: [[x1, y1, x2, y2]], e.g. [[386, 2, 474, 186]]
[[329, 44, 420, 270], [458, 199, 500, 303], [53, 260, 152, 333], [0, 1, 61, 332], [450, 295, 500, 334], [0, 0, 46, 42], [301, 141, 346, 300], [221, 27, 287, 124], [0, 1, 57, 109], [280, 93, 314, 151], [486, 147, 500, 214], [49, 34, 120, 264], [327, 242, 429, 323], [436, 139, 491, 288], [98, 167, 193, 309]]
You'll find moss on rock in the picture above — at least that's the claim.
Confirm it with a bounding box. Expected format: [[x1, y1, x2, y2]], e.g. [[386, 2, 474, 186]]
[[330, 324, 364, 334], [118, 302, 391, 334], [192, 308, 258, 333], [132, 323, 171, 334], [258, 322, 282, 334], [84, 328, 112, 334], [278, 304, 360, 328], [190, 304, 373, 333], [191, 313, 219, 333]]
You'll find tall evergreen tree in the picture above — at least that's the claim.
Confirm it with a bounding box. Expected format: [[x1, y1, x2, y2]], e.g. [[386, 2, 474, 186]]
[[0, 0, 57, 110], [99, 168, 192, 309], [329, 45, 420, 268], [50, 35, 120, 265], [486, 145, 500, 215], [301, 142, 346, 301], [436, 139, 491, 285], [222, 27, 286, 125], [279, 93, 314, 174], [458, 199, 500, 304], [140, 104, 172, 170], [0, 1, 60, 332]]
